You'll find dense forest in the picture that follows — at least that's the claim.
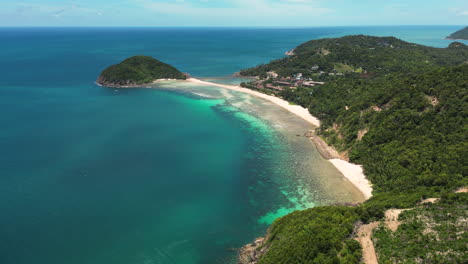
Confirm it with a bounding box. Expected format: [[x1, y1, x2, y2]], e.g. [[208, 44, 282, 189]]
[[238, 36, 467, 263], [97, 55, 186, 87], [282, 66, 467, 193], [241, 35, 467, 79], [446, 26, 468, 40]]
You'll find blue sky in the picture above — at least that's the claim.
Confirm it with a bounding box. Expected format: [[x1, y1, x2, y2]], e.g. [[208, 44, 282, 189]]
[[1, 0, 467, 27]]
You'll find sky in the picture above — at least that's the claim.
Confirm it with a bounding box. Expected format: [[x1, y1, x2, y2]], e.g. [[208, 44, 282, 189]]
[[1, 0, 467, 27]]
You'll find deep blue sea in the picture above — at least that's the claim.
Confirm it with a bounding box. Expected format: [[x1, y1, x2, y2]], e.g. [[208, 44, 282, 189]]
[[0, 26, 465, 264]]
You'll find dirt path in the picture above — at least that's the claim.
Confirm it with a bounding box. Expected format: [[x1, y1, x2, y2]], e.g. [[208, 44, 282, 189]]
[[355, 208, 408, 263], [355, 222, 380, 264], [384, 209, 409, 232], [354, 189, 465, 263], [420, 198, 440, 204]]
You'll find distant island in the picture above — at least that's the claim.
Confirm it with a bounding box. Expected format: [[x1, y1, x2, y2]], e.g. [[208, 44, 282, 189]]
[[446, 26, 468, 40], [97, 55, 186, 87]]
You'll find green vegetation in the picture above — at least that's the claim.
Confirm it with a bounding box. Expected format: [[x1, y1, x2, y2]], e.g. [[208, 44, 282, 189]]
[[333, 63, 356, 73], [283, 66, 468, 193], [97, 55, 186, 87], [241, 35, 467, 79], [238, 36, 468, 263], [374, 193, 467, 263], [258, 206, 362, 264], [447, 26, 468, 40]]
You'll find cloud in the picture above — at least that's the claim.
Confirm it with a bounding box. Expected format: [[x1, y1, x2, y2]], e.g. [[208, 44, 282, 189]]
[[137, 0, 332, 19], [449, 8, 468, 16], [52, 4, 103, 18], [282, 0, 314, 3], [11, 2, 102, 18]]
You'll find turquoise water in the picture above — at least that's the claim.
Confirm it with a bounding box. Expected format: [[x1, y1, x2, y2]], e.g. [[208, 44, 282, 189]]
[[0, 26, 465, 264]]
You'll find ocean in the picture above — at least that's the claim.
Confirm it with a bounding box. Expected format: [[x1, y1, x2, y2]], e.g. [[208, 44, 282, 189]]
[[0, 26, 465, 264]]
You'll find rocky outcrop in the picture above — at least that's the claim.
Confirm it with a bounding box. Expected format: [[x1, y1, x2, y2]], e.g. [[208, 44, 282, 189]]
[[285, 49, 296, 56], [96, 76, 141, 87], [238, 237, 268, 264], [304, 130, 344, 160]]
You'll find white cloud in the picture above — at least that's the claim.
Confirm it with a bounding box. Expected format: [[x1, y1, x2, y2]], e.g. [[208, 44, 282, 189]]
[[282, 0, 314, 3], [449, 8, 468, 16], [11, 2, 102, 18], [136, 0, 332, 19]]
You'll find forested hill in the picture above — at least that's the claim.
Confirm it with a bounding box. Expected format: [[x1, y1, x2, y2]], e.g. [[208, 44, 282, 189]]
[[97, 55, 186, 87], [240, 35, 467, 78], [447, 26, 468, 40], [282, 65, 467, 193], [240, 35, 467, 194], [238, 36, 468, 264]]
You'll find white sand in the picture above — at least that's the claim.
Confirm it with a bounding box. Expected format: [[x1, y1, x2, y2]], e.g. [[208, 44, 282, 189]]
[[186, 78, 373, 199], [187, 78, 321, 127], [329, 159, 373, 199], [153, 78, 179, 82]]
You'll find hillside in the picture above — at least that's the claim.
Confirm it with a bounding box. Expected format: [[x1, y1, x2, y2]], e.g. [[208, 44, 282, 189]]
[[240, 35, 467, 79], [447, 26, 468, 40], [97, 55, 186, 87], [238, 36, 468, 263]]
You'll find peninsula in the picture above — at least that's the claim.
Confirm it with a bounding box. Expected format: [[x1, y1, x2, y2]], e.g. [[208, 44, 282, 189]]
[[97, 55, 186, 87], [237, 35, 467, 264], [446, 26, 468, 40]]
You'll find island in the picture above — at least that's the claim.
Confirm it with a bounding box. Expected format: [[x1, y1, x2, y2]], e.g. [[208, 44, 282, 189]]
[[237, 35, 468, 264], [96, 55, 186, 87], [446, 26, 468, 40]]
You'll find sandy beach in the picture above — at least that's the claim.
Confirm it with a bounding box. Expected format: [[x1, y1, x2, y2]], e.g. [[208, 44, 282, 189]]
[[329, 159, 373, 199], [188, 78, 321, 127], [186, 78, 373, 199]]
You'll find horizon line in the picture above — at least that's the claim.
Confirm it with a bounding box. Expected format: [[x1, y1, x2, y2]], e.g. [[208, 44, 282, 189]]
[[0, 25, 465, 29]]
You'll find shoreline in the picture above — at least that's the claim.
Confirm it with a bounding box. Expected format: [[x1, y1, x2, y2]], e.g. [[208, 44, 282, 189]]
[[185, 78, 373, 200], [95, 78, 183, 88], [187, 78, 321, 127], [444, 37, 468, 41]]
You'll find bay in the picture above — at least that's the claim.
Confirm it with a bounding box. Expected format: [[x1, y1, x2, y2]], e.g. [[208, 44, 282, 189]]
[[0, 26, 464, 264]]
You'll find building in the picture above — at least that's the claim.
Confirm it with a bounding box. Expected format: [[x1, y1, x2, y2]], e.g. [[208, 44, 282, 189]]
[[265, 84, 283, 91], [275, 81, 293, 86]]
